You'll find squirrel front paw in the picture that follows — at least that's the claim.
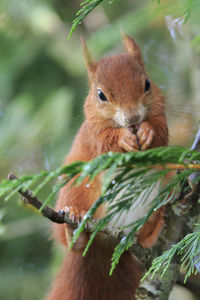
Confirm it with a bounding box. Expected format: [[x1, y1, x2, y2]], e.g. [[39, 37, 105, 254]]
[[62, 206, 89, 250], [64, 205, 87, 225], [118, 127, 139, 152], [137, 122, 155, 150]]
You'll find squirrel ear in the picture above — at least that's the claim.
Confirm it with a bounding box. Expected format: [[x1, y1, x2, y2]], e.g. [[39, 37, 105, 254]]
[[122, 34, 143, 66], [81, 37, 97, 73]]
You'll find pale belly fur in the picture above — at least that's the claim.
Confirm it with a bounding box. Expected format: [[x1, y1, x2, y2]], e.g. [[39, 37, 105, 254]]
[[106, 171, 160, 233]]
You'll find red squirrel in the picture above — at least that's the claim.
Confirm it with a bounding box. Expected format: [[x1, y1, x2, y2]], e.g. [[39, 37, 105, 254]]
[[45, 35, 168, 300]]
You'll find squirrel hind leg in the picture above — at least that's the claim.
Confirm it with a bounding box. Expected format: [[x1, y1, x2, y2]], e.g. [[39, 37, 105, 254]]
[[65, 224, 89, 251], [137, 208, 164, 248]]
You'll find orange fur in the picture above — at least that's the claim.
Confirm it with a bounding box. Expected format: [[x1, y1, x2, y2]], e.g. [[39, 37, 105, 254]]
[[46, 234, 141, 300], [137, 208, 165, 248], [45, 36, 168, 300]]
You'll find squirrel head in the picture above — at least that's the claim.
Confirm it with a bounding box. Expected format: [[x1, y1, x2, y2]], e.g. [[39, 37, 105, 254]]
[[82, 35, 153, 129]]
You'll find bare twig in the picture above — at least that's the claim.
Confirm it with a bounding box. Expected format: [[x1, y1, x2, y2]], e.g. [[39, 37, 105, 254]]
[[7, 172, 122, 234], [191, 123, 200, 151], [8, 173, 72, 225]]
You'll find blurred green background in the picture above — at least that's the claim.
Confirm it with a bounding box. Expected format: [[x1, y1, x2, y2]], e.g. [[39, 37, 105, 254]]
[[0, 0, 200, 299]]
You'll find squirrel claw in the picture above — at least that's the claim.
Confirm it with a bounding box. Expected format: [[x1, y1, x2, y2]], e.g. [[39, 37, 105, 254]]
[[64, 206, 89, 250], [137, 122, 155, 150], [119, 127, 139, 152], [64, 205, 87, 225]]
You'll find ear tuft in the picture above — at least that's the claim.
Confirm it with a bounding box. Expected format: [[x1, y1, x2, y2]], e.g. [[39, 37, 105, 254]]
[[122, 34, 143, 66], [81, 37, 96, 73]]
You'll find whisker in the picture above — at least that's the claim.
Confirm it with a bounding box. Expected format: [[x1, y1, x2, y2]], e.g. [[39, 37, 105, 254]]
[[166, 110, 193, 118], [73, 112, 85, 120], [163, 88, 188, 100]]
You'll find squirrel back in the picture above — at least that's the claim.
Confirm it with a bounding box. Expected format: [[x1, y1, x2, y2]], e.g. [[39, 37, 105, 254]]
[[45, 35, 168, 300]]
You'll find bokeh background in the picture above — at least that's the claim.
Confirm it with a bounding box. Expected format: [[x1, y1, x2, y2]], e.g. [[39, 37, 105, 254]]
[[0, 0, 200, 299]]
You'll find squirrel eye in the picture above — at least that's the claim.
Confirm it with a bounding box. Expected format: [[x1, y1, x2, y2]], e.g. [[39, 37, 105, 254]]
[[144, 77, 150, 93], [98, 89, 108, 102]]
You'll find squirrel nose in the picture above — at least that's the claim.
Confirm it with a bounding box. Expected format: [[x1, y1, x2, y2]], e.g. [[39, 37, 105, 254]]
[[127, 114, 140, 125]]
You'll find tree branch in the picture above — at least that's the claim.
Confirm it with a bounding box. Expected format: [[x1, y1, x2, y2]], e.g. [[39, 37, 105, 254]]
[[7, 172, 127, 235], [135, 124, 200, 300], [136, 179, 200, 299], [8, 173, 75, 225]]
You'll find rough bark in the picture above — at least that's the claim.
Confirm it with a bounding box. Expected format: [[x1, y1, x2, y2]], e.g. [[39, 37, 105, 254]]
[[135, 125, 200, 299]]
